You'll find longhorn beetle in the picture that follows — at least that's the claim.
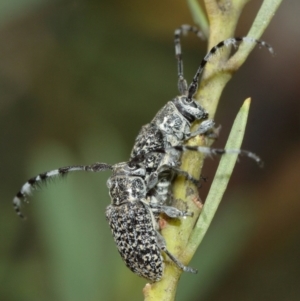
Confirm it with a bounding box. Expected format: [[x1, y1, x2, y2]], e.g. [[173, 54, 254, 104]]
[[13, 25, 274, 282], [130, 25, 274, 207], [13, 159, 197, 282]]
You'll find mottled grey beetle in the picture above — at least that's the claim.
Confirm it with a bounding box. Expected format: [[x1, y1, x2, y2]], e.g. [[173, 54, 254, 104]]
[[13, 160, 196, 282], [130, 25, 274, 207]]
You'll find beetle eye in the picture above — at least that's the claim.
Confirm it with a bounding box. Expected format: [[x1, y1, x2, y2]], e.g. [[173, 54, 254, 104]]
[[183, 97, 192, 104], [127, 162, 135, 169]]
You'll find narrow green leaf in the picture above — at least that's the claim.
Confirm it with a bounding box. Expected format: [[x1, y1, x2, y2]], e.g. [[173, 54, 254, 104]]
[[187, 98, 252, 253], [187, 0, 209, 38], [228, 0, 282, 67]]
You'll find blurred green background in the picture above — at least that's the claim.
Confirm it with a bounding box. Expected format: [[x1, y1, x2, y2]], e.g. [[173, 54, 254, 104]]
[[1, 0, 300, 300]]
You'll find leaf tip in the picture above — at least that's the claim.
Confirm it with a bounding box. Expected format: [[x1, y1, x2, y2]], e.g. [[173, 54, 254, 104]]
[[244, 97, 251, 107]]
